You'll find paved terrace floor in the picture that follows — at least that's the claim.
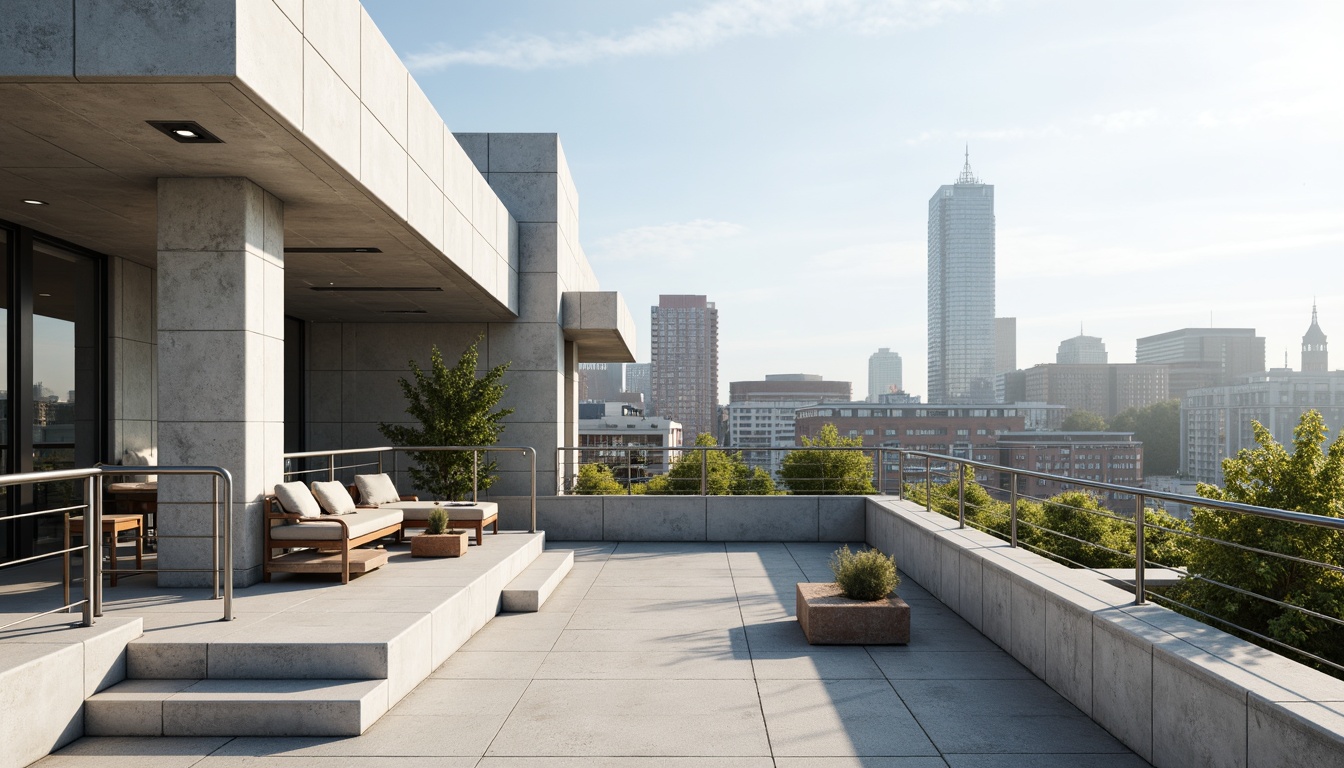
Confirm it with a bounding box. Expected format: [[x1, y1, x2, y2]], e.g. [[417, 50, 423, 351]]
[[34, 541, 1149, 767]]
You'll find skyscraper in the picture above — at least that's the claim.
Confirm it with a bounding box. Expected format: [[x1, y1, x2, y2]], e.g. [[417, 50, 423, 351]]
[[1302, 304, 1328, 373], [867, 348, 903, 401], [1057, 334, 1108, 364], [994, 317, 1017, 375], [577, 363, 623, 402], [928, 150, 995, 404], [651, 295, 719, 444], [624, 363, 653, 411]]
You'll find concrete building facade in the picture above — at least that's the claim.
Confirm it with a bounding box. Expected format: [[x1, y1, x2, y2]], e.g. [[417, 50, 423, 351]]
[[1135, 327, 1266, 400], [867, 348, 903, 402], [650, 295, 718, 443], [1025, 363, 1170, 420], [1056, 334, 1108, 364], [576, 401, 681, 482], [927, 153, 996, 404], [1181, 370, 1344, 485], [728, 374, 851, 476], [0, 2, 636, 583]]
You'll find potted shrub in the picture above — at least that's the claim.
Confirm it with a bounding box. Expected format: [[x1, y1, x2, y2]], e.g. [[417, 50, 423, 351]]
[[410, 506, 469, 558], [796, 545, 910, 645]]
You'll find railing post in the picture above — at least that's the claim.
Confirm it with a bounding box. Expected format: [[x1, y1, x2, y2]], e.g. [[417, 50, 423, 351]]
[[377, 451, 384, 475], [222, 470, 234, 621], [1134, 493, 1146, 606], [626, 447, 633, 495], [327, 454, 335, 482], [896, 451, 904, 500], [924, 459, 932, 512], [957, 463, 966, 529], [82, 475, 96, 627], [212, 474, 220, 600], [876, 448, 885, 495], [706, 447, 713, 495], [472, 450, 479, 503], [91, 473, 103, 618], [529, 448, 537, 534], [1010, 471, 1018, 547]]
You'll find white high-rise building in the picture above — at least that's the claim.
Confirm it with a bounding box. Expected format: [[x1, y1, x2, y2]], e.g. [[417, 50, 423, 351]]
[[1057, 334, 1108, 365], [928, 150, 996, 404], [867, 348, 903, 402]]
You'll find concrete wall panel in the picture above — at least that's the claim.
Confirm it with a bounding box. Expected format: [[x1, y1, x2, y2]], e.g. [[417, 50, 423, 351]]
[[706, 496, 817, 541], [603, 496, 707, 541]]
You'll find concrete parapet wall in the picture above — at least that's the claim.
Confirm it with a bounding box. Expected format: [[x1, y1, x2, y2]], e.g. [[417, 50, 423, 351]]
[[496, 494, 870, 542], [865, 497, 1344, 768]]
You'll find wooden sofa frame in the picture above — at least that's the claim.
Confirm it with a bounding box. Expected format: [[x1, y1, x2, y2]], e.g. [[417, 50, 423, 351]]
[[262, 496, 403, 584]]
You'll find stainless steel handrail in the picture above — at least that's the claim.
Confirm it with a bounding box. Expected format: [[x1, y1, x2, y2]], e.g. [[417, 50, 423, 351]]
[[283, 446, 538, 533], [0, 464, 234, 631]]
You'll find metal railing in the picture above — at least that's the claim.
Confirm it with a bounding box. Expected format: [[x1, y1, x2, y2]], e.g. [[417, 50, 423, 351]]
[[557, 445, 889, 495], [892, 449, 1344, 675], [0, 464, 235, 631], [283, 446, 538, 532]]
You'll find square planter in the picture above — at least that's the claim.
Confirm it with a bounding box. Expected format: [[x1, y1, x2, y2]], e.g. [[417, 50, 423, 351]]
[[796, 582, 910, 645], [411, 531, 469, 558]]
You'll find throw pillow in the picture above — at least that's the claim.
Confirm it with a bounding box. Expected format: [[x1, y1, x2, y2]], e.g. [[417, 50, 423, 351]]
[[273, 482, 322, 518], [354, 473, 401, 506], [122, 446, 158, 483], [311, 480, 357, 515]]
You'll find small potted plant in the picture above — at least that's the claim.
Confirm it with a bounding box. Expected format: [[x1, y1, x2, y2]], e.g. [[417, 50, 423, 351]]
[[410, 506, 469, 557], [796, 545, 909, 645]]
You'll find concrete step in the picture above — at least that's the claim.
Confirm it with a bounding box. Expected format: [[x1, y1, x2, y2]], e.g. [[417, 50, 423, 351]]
[[501, 550, 574, 612], [85, 677, 388, 737]]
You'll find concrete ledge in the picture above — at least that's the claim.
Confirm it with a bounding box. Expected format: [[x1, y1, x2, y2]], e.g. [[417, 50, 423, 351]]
[[502, 550, 574, 612], [865, 497, 1344, 768]]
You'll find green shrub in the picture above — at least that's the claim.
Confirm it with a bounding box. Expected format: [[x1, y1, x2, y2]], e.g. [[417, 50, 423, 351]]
[[426, 507, 449, 535], [829, 545, 899, 601]]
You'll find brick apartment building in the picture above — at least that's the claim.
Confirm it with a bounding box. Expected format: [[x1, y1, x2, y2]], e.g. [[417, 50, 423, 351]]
[[995, 431, 1144, 511]]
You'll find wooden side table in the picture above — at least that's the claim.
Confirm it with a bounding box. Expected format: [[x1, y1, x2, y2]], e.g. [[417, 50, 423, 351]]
[[64, 514, 144, 595]]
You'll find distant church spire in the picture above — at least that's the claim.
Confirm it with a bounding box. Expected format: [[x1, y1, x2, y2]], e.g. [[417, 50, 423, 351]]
[[1302, 303, 1328, 373], [957, 145, 980, 184]]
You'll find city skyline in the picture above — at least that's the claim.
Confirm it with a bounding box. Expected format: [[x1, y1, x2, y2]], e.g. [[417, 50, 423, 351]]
[[365, 1, 1343, 402]]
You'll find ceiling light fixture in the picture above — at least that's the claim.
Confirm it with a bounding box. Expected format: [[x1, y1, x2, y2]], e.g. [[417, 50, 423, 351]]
[[146, 120, 223, 144], [284, 247, 384, 254], [38, 293, 51, 298], [310, 286, 443, 292], [380, 309, 428, 314], [22, 199, 48, 205]]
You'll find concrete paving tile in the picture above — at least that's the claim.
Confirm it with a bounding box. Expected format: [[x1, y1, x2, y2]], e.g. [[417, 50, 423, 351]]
[[565, 604, 743, 631], [774, 760, 949, 768], [757, 679, 938, 757], [743, 618, 814, 652], [477, 760, 775, 767], [914, 715, 1130, 755], [942, 754, 1149, 767], [535, 650, 755, 679], [216, 712, 503, 757], [33, 736, 230, 767], [552, 627, 749, 654], [196, 758, 477, 767], [869, 651, 1034, 680], [460, 624, 565, 652], [430, 651, 549, 679], [486, 678, 771, 756], [892, 679, 1082, 719], [904, 627, 1000, 652], [608, 542, 727, 556], [579, 584, 739, 601], [390, 677, 529, 717], [751, 649, 886, 679]]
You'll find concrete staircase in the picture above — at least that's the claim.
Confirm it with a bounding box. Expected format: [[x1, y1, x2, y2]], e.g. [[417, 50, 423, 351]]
[[84, 533, 557, 737]]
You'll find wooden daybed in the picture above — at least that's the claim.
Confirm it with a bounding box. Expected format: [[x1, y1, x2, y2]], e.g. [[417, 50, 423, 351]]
[[262, 496, 403, 583]]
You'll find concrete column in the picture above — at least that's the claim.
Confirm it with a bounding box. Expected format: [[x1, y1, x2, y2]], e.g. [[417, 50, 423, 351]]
[[155, 178, 284, 587]]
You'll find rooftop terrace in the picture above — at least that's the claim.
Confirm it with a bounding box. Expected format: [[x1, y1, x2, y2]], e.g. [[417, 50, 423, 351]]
[[23, 539, 1147, 767]]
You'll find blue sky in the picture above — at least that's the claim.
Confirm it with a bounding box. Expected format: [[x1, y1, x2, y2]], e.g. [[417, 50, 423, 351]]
[[365, 0, 1343, 401]]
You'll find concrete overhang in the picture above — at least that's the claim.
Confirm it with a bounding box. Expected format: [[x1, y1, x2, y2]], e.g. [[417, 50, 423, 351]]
[[0, 1, 518, 322], [562, 291, 637, 363]]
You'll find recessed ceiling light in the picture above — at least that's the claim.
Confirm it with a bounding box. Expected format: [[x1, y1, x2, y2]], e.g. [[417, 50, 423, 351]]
[[146, 120, 223, 144], [22, 199, 47, 205], [381, 309, 428, 314], [38, 293, 51, 298], [310, 286, 443, 292], [284, 247, 384, 254]]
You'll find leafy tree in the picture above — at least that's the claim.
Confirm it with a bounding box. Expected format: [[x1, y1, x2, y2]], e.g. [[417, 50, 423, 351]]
[[1110, 399, 1180, 476], [1062, 411, 1108, 432], [645, 433, 778, 495], [573, 463, 625, 495], [779, 424, 876, 495], [1029, 491, 1132, 567], [379, 339, 513, 500], [1170, 411, 1344, 671]]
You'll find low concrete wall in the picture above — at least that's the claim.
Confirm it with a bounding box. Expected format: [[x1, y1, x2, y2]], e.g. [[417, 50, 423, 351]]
[[866, 497, 1344, 768], [495, 494, 869, 542]]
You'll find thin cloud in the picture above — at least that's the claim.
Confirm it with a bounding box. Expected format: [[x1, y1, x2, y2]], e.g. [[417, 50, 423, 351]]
[[406, 0, 992, 71], [590, 219, 745, 263]]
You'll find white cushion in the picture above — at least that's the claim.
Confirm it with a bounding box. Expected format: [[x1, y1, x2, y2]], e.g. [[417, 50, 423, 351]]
[[354, 473, 401, 506], [311, 480, 356, 515], [273, 482, 322, 519], [270, 509, 404, 541], [122, 447, 158, 482]]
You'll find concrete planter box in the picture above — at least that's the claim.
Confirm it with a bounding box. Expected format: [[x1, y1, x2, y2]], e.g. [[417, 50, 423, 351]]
[[411, 532, 468, 558], [796, 582, 910, 645]]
